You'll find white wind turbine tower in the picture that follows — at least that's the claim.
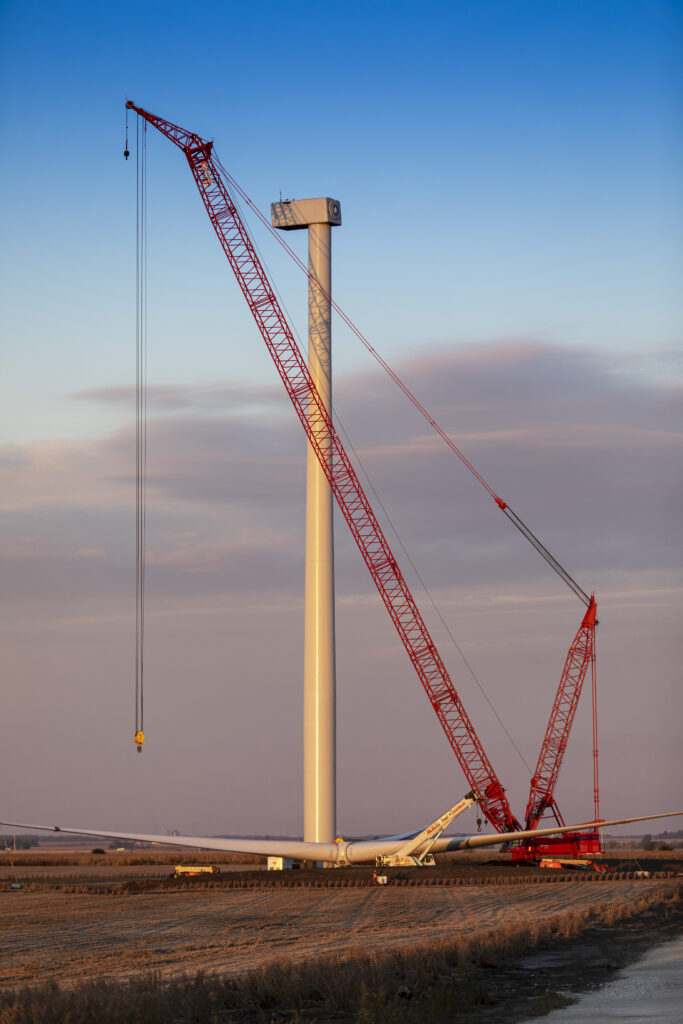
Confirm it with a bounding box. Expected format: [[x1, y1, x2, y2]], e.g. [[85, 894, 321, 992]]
[[271, 197, 342, 846]]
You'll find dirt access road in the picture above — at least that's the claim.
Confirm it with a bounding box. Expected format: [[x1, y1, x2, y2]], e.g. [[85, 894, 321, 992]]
[[0, 879, 670, 989]]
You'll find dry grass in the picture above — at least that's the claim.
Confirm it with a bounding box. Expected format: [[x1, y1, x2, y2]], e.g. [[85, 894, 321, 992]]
[[0, 884, 678, 1023], [1, 876, 676, 988], [605, 847, 683, 861]]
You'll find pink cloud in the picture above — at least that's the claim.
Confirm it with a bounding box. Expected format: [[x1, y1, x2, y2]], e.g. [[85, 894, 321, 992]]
[[1, 340, 680, 835]]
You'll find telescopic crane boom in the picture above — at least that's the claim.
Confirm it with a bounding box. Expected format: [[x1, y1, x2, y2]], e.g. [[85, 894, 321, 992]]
[[125, 101, 520, 834]]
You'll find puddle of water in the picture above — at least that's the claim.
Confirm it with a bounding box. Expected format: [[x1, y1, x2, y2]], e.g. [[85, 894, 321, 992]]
[[526, 934, 683, 1023]]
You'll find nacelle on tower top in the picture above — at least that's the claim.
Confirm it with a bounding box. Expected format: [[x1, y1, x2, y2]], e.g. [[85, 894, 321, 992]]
[[271, 197, 341, 230]]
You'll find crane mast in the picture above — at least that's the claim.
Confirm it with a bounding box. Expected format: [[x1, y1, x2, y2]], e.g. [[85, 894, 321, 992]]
[[525, 596, 598, 831], [125, 101, 520, 834]]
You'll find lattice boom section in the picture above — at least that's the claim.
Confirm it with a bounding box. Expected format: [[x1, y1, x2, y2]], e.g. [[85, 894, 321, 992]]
[[525, 600, 596, 829], [128, 106, 519, 833], [195, 151, 519, 831]]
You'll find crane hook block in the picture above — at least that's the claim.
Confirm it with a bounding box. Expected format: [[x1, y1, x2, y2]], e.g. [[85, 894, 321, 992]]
[[134, 730, 145, 752]]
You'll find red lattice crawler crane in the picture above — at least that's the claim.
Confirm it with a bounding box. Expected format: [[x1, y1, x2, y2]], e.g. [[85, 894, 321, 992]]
[[510, 596, 601, 863], [124, 102, 604, 859]]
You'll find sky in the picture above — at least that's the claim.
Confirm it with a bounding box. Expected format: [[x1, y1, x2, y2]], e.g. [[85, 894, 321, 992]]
[[1, 0, 681, 841]]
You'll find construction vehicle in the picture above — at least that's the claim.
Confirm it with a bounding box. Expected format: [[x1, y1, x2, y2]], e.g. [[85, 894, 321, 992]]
[[124, 102, 603, 858], [376, 792, 480, 867], [539, 857, 607, 871], [517, 596, 601, 861], [174, 864, 220, 877], [124, 100, 519, 837]]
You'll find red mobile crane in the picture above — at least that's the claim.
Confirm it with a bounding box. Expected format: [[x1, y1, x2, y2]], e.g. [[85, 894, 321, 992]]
[[514, 595, 601, 862], [125, 101, 519, 835], [125, 102, 600, 856]]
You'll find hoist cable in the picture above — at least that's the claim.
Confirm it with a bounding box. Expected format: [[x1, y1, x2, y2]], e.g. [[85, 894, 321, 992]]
[[338, 423, 533, 773], [502, 508, 590, 606], [134, 118, 147, 752], [235, 194, 531, 772], [214, 156, 590, 607]]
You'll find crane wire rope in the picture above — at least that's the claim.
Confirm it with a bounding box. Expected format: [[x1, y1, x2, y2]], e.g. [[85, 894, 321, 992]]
[[214, 156, 590, 607], [237, 192, 531, 773], [591, 627, 600, 821], [224, 159, 592, 795], [134, 116, 148, 753], [341, 433, 533, 773], [127, 124, 576, 777]]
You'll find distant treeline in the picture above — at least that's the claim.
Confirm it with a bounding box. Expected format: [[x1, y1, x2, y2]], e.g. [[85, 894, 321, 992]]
[[0, 834, 41, 850], [0, 835, 154, 850]]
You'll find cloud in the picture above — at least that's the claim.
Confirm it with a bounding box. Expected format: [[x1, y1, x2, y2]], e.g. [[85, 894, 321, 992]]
[[330, 342, 682, 592], [74, 381, 288, 414], [2, 339, 681, 834], [3, 340, 681, 608]]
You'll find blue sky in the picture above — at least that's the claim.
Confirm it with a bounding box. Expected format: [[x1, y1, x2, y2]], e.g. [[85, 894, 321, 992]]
[[2, 0, 681, 441], [1, 1, 681, 836]]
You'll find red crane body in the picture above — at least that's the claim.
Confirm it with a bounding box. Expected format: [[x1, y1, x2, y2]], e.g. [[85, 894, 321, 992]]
[[126, 101, 520, 834], [126, 102, 600, 854]]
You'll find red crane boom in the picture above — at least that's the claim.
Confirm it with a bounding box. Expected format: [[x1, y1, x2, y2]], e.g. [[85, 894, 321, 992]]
[[125, 101, 520, 833], [525, 596, 598, 831], [213, 151, 603, 844]]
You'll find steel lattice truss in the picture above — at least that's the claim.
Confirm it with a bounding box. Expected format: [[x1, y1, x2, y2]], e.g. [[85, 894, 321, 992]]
[[127, 102, 520, 833], [525, 597, 598, 830]]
